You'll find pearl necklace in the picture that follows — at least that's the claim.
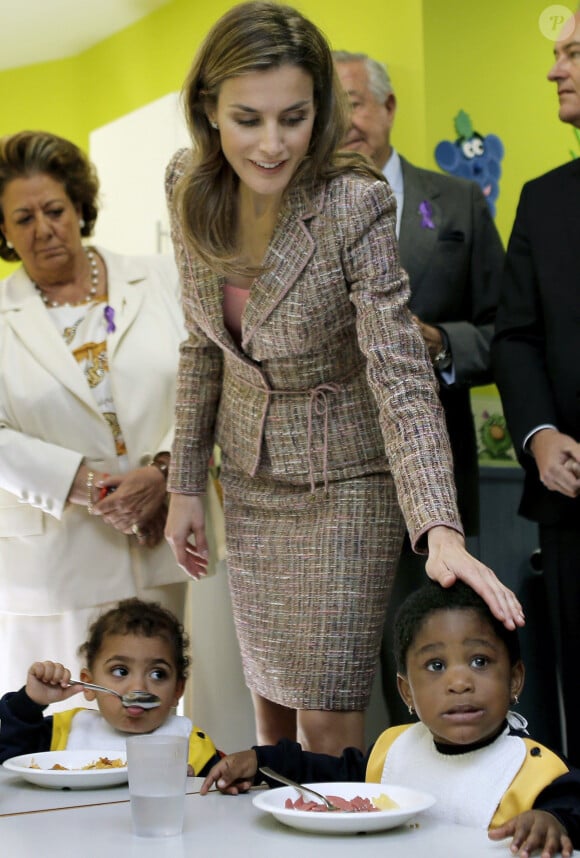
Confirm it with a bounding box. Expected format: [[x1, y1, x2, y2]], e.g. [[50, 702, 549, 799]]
[[35, 249, 99, 308]]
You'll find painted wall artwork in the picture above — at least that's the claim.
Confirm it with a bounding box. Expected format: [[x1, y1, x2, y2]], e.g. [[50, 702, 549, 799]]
[[434, 110, 504, 217]]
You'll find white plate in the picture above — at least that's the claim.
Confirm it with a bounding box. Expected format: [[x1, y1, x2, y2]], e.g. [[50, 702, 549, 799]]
[[252, 781, 435, 835], [2, 750, 128, 790]]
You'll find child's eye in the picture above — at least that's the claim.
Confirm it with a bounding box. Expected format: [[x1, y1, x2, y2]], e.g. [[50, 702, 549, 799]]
[[426, 659, 445, 672], [110, 666, 128, 677], [470, 655, 489, 669], [150, 668, 169, 681]]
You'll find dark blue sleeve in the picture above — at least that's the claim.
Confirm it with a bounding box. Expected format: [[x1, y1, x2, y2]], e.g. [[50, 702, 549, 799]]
[[253, 739, 371, 786], [533, 768, 580, 848], [0, 688, 54, 762]]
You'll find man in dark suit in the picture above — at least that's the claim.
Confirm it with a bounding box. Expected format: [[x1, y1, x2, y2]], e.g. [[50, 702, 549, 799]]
[[333, 51, 505, 724], [492, 10, 580, 765]]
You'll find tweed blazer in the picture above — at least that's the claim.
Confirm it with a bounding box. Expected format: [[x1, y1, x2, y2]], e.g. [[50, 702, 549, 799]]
[[398, 157, 505, 534], [166, 149, 462, 547]]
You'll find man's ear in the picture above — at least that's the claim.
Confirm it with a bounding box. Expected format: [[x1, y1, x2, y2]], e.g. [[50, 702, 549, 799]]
[[79, 667, 97, 702], [385, 92, 397, 121]]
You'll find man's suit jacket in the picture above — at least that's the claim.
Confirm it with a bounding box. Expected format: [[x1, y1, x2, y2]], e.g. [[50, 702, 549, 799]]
[[398, 157, 505, 534], [166, 149, 462, 548], [0, 249, 187, 613], [492, 158, 580, 527]]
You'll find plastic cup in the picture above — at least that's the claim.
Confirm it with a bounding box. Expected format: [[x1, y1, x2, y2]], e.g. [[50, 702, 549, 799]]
[[126, 735, 188, 837]]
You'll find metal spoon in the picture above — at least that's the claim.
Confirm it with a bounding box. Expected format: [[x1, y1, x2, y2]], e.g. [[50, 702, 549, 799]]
[[68, 679, 161, 709], [259, 766, 342, 811]]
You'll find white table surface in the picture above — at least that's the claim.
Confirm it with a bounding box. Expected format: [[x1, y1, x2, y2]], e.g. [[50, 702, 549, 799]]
[[0, 767, 204, 815], [1, 768, 578, 858]]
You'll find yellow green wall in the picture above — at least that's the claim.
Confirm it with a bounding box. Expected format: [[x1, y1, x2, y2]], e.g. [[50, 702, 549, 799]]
[[423, 0, 577, 242], [0, 0, 575, 270]]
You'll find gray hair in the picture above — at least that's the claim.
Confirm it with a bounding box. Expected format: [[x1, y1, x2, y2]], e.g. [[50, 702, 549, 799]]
[[332, 50, 394, 102]]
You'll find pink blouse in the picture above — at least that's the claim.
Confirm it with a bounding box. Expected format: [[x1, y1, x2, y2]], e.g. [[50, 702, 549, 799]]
[[222, 282, 251, 347]]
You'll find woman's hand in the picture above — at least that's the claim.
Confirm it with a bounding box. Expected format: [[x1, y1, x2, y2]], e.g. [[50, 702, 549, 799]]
[[200, 750, 258, 796], [425, 526, 525, 631], [489, 809, 573, 858], [164, 493, 209, 580], [92, 467, 167, 538], [25, 661, 82, 707]]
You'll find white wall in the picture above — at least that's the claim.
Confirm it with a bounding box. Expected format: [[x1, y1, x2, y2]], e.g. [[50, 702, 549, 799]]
[[90, 92, 188, 256]]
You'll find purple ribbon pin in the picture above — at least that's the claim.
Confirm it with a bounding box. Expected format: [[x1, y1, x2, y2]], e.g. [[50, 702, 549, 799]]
[[104, 305, 116, 334], [419, 200, 435, 230]]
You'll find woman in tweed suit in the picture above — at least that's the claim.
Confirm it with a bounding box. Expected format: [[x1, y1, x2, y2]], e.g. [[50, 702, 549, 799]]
[[164, 1, 524, 755]]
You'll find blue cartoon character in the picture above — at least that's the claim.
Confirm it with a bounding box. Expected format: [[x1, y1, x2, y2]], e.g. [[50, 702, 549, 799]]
[[435, 110, 504, 217]]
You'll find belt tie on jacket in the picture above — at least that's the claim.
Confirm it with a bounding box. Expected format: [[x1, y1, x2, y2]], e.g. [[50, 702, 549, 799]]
[[306, 383, 341, 494], [241, 374, 344, 493]]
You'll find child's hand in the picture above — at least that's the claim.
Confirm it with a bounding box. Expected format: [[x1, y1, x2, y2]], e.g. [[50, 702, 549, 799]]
[[25, 662, 82, 706], [200, 750, 258, 796], [489, 809, 573, 857]]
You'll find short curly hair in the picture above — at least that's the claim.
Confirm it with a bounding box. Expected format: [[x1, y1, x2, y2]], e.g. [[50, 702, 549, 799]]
[[78, 598, 191, 682], [0, 130, 99, 262], [394, 580, 521, 675]]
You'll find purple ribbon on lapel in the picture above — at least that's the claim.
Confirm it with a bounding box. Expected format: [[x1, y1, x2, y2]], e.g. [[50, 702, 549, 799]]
[[419, 200, 435, 230], [104, 305, 116, 334]]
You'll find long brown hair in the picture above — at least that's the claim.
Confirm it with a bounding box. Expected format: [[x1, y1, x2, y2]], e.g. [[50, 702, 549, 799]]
[[176, 1, 383, 276]]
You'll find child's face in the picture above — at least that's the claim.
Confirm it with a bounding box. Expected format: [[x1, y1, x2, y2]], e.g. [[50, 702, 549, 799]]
[[80, 633, 185, 734], [397, 608, 524, 747]]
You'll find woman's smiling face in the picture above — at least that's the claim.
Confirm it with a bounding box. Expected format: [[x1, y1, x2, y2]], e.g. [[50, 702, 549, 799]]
[[397, 608, 524, 747], [211, 64, 316, 203]]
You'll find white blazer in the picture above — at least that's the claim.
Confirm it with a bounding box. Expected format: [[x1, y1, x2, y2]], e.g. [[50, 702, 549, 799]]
[[0, 248, 188, 614]]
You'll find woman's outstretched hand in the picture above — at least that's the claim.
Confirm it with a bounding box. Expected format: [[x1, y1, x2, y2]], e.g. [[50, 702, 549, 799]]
[[425, 526, 525, 631]]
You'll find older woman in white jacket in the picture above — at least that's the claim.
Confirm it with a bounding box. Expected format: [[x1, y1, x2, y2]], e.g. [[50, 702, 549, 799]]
[[0, 130, 198, 701]]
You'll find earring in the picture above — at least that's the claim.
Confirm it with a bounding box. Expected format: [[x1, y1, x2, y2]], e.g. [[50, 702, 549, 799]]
[[408, 704, 414, 716], [210, 121, 219, 130], [79, 218, 86, 229], [6, 239, 14, 249], [511, 695, 519, 705]]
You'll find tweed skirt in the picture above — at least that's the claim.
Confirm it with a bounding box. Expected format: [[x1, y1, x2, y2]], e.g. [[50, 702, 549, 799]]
[[220, 466, 405, 711]]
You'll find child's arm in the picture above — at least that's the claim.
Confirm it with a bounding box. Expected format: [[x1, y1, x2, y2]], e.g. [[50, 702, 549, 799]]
[[200, 749, 258, 795], [0, 662, 85, 762], [488, 809, 572, 857], [200, 739, 369, 796], [0, 688, 54, 762]]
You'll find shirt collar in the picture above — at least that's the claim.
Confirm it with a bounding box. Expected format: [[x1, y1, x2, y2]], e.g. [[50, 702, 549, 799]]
[[382, 149, 404, 237]]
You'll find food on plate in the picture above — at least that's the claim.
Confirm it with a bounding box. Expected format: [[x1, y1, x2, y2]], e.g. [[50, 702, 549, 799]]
[[27, 756, 126, 771], [373, 792, 400, 810], [82, 756, 125, 770], [284, 791, 399, 813]]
